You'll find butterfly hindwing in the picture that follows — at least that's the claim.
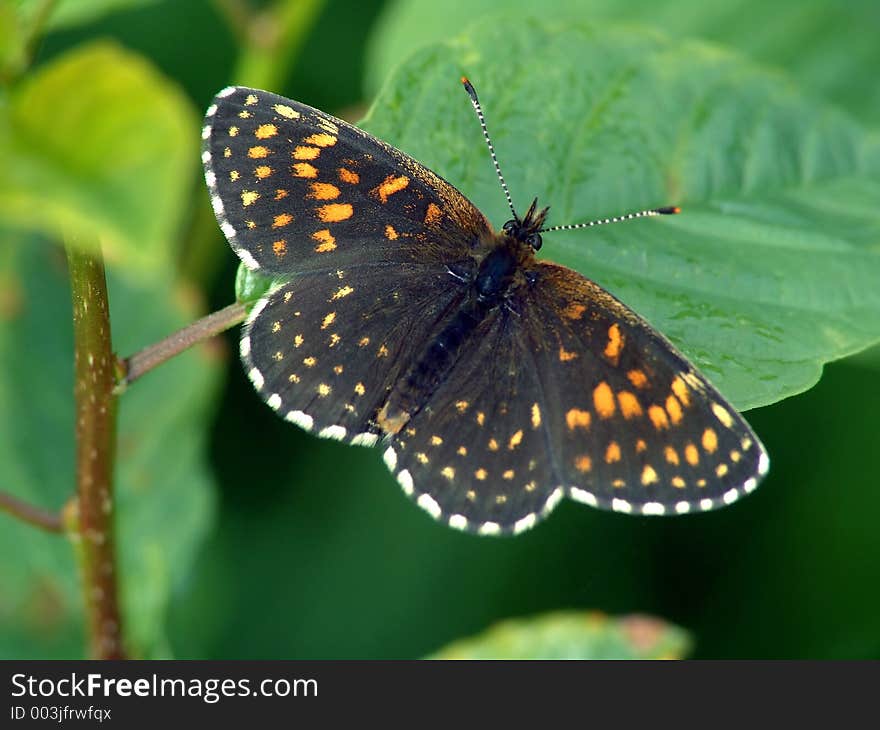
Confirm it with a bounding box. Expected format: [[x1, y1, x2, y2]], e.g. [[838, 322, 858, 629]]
[[242, 264, 469, 445], [202, 86, 492, 275], [518, 262, 769, 516], [382, 307, 562, 535]]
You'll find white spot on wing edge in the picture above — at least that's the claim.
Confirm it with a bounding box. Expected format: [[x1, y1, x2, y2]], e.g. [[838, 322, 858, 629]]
[[204, 170, 216, 187], [415, 490, 438, 515], [675, 501, 691, 514], [217, 86, 237, 98], [722, 488, 740, 505], [319, 425, 346, 441], [382, 446, 397, 472], [543, 486, 564, 514], [351, 432, 379, 448], [245, 295, 269, 325], [202, 150, 212, 165], [266, 393, 282, 411], [569, 487, 597, 507], [236, 246, 260, 270], [641, 502, 665, 515], [758, 451, 770, 476], [699, 498, 714, 511], [448, 514, 468, 531], [285, 410, 313, 431], [248, 367, 264, 390], [743, 477, 758, 493], [611, 498, 632, 514], [398, 469, 414, 496], [201, 124, 211, 140], [240, 336, 251, 358], [513, 513, 537, 534], [478, 521, 501, 536], [205, 103, 218, 117]]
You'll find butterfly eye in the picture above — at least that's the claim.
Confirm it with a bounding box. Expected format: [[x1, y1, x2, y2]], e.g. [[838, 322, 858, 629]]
[[527, 233, 542, 250], [502, 220, 518, 235]]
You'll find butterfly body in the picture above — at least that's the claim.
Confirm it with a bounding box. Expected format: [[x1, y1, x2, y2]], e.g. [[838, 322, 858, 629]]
[[202, 85, 769, 535]]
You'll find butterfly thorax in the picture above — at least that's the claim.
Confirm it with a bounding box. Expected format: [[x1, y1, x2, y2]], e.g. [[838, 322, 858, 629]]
[[375, 222, 537, 436]]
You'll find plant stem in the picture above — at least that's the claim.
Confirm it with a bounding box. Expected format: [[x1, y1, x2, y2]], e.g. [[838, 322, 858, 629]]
[[66, 241, 125, 660], [119, 301, 247, 389], [0, 490, 62, 533]]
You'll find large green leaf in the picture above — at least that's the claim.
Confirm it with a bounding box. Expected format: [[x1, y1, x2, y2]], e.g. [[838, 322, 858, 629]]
[[0, 237, 219, 658], [431, 611, 690, 659], [367, 0, 880, 125], [0, 41, 197, 278], [357, 21, 880, 410]]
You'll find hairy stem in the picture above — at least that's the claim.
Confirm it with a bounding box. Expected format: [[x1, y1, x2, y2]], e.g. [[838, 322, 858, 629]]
[[66, 241, 125, 660], [119, 301, 247, 389]]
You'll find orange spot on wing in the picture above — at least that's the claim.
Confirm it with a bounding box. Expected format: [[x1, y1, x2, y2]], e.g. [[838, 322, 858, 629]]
[[618, 391, 642, 419], [293, 146, 320, 160], [338, 167, 359, 184], [575, 455, 592, 473], [685, 443, 699, 466], [304, 133, 336, 147], [666, 395, 683, 424], [702, 428, 718, 454], [255, 123, 278, 139], [311, 229, 336, 252], [248, 145, 269, 158], [293, 162, 317, 178], [604, 323, 624, 364], [375, 175, 409, 203], [308, 182, 341, 200], [254, 165, 272, 179], [272, 213, 293, 228], [641, 465, 659, 485], [566, 408, 591, 430], [636, 439, 647, 453], [605, 441, 621, 463], [648, 405, 669, 430], [671, 377, 691, 407], [274, 189, 289, 200], [272, 240, 286, 257], [385, 225, 399, 240], [559, 346, 578, 362], [593, 382, 616, 418], [664, 447, 680, 465], [562, 302, 587, 320], [627, 369, 649, 388], [424, 202, 443, 225], [316, 203, 353, 222]]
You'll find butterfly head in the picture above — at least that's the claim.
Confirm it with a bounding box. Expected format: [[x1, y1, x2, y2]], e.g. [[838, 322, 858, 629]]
[[502, 198, 550, 251]]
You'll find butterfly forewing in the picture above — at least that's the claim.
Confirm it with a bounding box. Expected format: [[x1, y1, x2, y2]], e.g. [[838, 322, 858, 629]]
[[518, 262, 769, 515], [202, 87, 492, 275]]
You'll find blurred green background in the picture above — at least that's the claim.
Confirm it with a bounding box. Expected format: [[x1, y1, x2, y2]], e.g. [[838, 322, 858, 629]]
[[1, 0, 879, 659]]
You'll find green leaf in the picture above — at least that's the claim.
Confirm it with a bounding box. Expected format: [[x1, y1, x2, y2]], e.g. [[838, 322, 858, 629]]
[[430, 611, 690, 659], [15, 0, 159, 32], [0, 236, 219, 658], [359, 20, 880, 410], [0, 41, 198, 278], [367, 0, 880, 124]]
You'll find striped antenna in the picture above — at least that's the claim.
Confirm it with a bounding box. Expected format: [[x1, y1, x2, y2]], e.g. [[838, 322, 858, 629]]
[[461, 77, 517, 220], [540, 206, 680, 233]]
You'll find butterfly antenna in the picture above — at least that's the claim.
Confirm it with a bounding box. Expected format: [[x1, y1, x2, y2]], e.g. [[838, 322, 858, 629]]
[[540, 205, 681, 233], [461, 77, 517, 220]]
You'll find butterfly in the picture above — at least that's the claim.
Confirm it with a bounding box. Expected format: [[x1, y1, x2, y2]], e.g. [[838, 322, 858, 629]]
[[201, 79, 769, 535]]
